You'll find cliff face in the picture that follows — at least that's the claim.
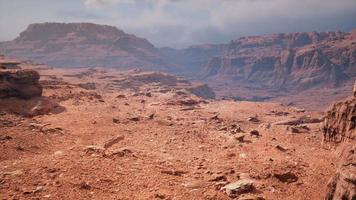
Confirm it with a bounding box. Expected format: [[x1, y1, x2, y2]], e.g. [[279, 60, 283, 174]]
[[0, 23, 168, 70], [204, 30, 356, 91], [323, 82, 356, 142], [323, 82, 355, 200]]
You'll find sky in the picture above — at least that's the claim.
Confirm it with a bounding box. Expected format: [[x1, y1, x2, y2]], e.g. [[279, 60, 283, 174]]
[[0, 0, 356, 48]]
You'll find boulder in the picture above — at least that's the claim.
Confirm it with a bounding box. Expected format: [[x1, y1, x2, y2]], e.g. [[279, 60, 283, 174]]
[[0, 69, 42, 99]]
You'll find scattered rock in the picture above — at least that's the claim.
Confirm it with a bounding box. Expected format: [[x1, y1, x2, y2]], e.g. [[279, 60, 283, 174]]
[[3, 169, 23, 176], [273, 116, 322, 126], [0, 135, 12, 141], [161, 169, 187, 176], [250, 130, 260, 137], [116, 94, 126, 98], [128, 117, 140, 122], [103, 135, 125, 149], [258, 123, 271, 130], [209, 175, 227, 182], [78, 182, 91, 190], [270, 111, 289, 116], [78, 82, 96, 90], [84, 145, 104, 154], [33, 186, 44, 193], [274, 172, 298, 183], [275, 145, 288, 152], [235, 133, 246, 143], [288, 125, 310, 133], [247, 116, 260, 123], [112, 118, 120, 123], [105, 147, 133, 157], [147, 113, 154, 120]]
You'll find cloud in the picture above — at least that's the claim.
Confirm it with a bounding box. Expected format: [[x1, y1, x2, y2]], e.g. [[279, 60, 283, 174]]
[[80, 0, 356, 47], [1, 0, 355, 47]]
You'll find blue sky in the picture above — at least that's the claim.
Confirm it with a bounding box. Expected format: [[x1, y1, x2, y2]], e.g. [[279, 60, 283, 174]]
[[1, 0, 356, 48]]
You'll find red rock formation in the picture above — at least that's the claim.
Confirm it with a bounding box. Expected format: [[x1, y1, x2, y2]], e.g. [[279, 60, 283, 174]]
[[323, 83, 356, 200]]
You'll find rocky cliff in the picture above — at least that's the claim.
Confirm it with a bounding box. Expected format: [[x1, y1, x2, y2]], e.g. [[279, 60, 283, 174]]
[[204, 30, 356, 91], [323, 82, 356, 142], [323, 82, 355, 200]]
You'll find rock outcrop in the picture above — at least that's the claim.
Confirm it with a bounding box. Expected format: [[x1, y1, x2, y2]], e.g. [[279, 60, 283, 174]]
[[323, 83, 356, 200], [0, 69, 42, 99], [323, 82, 356, 142]]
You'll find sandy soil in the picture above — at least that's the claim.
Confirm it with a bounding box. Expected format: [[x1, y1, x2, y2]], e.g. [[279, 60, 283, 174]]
[[0, 66, 340, 200]]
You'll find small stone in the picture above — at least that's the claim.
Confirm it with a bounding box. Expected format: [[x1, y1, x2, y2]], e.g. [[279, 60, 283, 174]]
[[147, 114, 154, 120], [239, 153, 247, 158], [235, 134, 245, 143], [79, 182, 91, 190], [161, 169, 187, 176], [3, 170, 23, 176], [222, 179, 254, 197], [84, 145, 104, 154], [54, 151, 63, 156], [112, 118, 119, 123], [103, 135, 125, 149], [209, 175, 227, 182], [33, 186, 43, 193], [274, 172, 298, 183], [250, 130, 260, 137], [128, 117, 140, 122], [247, 116, 259, 123], [275, 145, 288, 152]]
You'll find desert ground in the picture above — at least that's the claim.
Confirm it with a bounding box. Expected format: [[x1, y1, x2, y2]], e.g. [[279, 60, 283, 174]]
[[1, 61, 350, 200]]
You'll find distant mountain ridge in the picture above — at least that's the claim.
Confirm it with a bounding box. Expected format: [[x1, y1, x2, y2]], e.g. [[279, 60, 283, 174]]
[[0, 22, 170, 71], [0, 22, 355, 94]]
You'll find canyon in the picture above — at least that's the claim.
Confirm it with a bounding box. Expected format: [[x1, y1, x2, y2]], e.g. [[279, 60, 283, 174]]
[[1, 23, 355, 110]]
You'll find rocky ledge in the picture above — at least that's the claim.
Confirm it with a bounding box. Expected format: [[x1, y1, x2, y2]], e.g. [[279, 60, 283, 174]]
[[0, 69, 42, 99]]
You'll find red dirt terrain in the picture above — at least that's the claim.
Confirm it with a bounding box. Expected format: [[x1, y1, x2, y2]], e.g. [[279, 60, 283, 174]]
[[2, 57, 354, 200]]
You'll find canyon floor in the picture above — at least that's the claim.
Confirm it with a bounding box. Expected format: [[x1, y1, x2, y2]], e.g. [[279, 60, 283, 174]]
[[0, 64, 345, 200]]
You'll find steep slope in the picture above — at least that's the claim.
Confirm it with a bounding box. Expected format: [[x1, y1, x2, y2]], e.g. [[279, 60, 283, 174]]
[[204, 31, 356, 91], [0, 23, 171, 71]]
